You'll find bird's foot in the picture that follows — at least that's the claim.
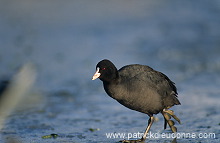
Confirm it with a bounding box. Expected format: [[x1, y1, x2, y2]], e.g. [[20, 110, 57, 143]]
[[119, 137, 145, 143], [163, 110, 181, 124], [162, 109, 181, 133]]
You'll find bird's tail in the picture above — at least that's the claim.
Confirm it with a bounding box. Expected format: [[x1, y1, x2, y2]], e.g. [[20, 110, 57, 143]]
[[162, 109, 181, 133]]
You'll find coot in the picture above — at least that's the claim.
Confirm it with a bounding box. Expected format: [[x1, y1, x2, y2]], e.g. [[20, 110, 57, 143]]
[[92, 59, 181, 142]]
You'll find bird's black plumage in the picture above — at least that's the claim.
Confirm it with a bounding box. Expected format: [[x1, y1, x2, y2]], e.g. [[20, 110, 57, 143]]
[[92, 59, 181, 142]]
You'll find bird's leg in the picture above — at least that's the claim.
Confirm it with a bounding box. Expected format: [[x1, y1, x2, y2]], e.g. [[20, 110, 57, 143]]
[[120, 116, 154, 143], [162, 109, 181, 133], [163, 116, 168, 130], [141, 116, 154, 140]]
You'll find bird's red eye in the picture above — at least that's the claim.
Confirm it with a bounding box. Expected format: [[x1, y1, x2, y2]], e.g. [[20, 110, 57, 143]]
[[102, 68, 106, 70]]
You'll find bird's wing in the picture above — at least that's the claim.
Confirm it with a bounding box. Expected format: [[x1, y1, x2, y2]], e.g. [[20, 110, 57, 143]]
[[119, 65, 177, 97], [143, 70, 177, 96]]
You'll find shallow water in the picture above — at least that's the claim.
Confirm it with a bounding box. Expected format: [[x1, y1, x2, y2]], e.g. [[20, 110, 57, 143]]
[[0, 0, 220, 142]]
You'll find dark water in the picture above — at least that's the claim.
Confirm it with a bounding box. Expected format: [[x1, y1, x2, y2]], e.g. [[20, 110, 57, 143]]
[[0, 0, 220, 142]]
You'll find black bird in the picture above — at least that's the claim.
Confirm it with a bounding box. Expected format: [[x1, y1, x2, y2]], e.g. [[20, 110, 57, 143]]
[[92, 59, 181, 142]]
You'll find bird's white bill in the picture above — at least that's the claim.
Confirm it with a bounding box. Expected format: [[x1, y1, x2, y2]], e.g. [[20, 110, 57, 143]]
[[92, 68, 101, 80]]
